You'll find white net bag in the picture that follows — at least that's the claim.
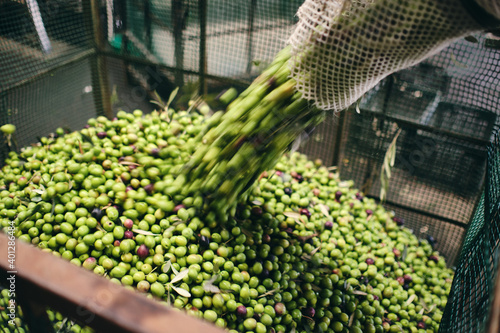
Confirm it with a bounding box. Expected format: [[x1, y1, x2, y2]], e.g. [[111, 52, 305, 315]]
[[289, 0, 500, 111]]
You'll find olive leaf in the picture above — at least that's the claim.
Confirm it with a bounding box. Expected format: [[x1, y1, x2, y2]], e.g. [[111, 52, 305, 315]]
[[131, 229, 160, 236], [420, 298, 429, 311], [355, 97, 362, 114], [318, 204, 330, 217], [348, 312, 355, 327], [118, 161, 141, 166], [150, 92, 166, 110], [402, 244, 408, 261], [165, 87, 179, 111], [213, 260, 220, 273], [405, 293, 417, 306], [110, 84, 119, 106], [352, 290, 367, 296], [203, 275, 221, 294], [171, 285, 191, 298], [380, 129, 401, 203], [310, 246, 321, 256], [56, 318, 68, 333], [171, 269, 189, 284], [166, 287, 171, 307], [301, 254, 312, 261], [186, 96, 203, 114], [257, 288, 280, 298], [162, 260, 172, 274], [31, 188, 45, 195], [311, 284, 322, 292], [80, 133, 94, 145], [171, 263, 179, 276], [284, 211, 301, 220], [17, 197, 31, 205]]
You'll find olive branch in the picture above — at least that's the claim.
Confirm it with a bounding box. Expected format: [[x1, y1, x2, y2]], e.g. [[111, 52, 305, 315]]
[[380, 129, 401, 203], [162, 260, 192, 305]]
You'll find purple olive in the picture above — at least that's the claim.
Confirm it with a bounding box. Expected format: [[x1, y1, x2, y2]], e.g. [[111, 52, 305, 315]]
[[91, 207, 104, 221], [429, 255, 439, 263], [299, 208, 311, 218], [403, 274, 413, 283], [427, 235, 437, 248], [262, 234, 271, 243], [173, 204, 186, 213], [97, 131, 107, 139], [366, 258, 375, 265], [199, 235, 210, 248], [302, 307, 315, 318], [358, 276, 369, 285], [236, 305, 247, 317], [417, 322, 426, 329], [324, 221, 334, 229], [393, 217, 405, 226], [366, 209, 373, 216], [150, 148, 160, 157], [284, 187, 292, 195], [144, 183, 154, 194], [295, 174, 304, 183], [137, 244, 149, 260], [124, 230, 134, 239], [251, 206, 263, 216], [335, 191, 342, 201]]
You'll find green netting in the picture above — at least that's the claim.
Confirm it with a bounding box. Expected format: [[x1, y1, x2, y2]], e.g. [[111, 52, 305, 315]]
[[1, 1, 500, 332], [440, 130, 500, 332]]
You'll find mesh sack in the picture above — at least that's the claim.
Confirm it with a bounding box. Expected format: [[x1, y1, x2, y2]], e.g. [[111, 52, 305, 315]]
[[289, 0, 499, 111]]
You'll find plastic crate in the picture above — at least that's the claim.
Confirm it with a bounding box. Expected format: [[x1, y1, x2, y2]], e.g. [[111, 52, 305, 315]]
[[426, 102, 497, 140], [401, 130, 488, 196], [360, 63, 450, 123]]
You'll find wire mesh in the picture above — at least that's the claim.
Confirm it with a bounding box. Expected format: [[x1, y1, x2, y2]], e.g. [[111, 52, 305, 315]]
[[1, 1, 500, 332], [297, 113, 341, 166], [0, 0, 91, 92]]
